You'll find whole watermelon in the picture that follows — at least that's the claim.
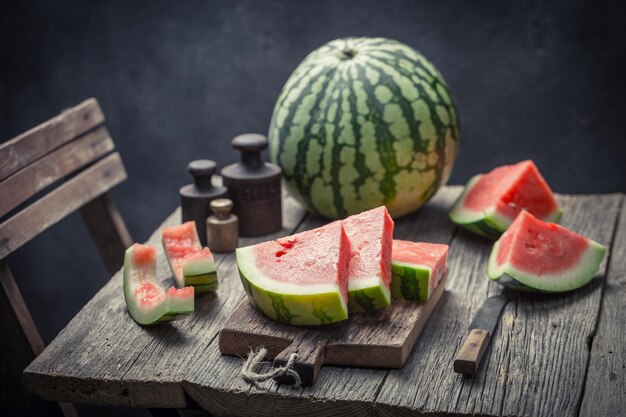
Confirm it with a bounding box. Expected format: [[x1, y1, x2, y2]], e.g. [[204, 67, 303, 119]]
[[269, 37, 460, 219]]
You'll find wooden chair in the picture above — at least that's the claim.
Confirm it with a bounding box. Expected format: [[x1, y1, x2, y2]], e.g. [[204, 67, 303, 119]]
[[0, 98, 133, 417]]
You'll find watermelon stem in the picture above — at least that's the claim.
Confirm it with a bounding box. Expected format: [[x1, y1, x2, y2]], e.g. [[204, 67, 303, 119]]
[[340, 48, 356, 59]]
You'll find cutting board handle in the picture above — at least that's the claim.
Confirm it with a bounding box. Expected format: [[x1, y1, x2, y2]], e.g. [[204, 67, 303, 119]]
[[273, 333, 326, 386]]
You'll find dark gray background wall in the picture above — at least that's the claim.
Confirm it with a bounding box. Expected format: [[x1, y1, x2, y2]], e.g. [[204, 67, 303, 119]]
[[1, 0, 625, 415]]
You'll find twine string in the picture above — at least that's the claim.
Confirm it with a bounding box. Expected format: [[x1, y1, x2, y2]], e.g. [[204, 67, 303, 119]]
[[241, 347, 301, 387]]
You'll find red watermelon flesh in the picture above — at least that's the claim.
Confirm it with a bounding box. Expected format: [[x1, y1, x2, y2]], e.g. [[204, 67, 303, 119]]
[[342, 206, 394, 311], [252, 221, 350, 300], [464, 160, 558, 220], [488, 211, 606, 292], [162, 221, 203, 279], [495, 211, 588, 275]]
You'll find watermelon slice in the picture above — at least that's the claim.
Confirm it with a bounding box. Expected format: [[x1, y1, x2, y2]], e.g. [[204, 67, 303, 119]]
[[391, 240, 448, 301], [236, 221, 351, 325], [488, 211, 606, 292], [162, 222, 218, 293], [450, 160, 563, 238], [342, 206, 394, 311], [123, 243, 194, 325]]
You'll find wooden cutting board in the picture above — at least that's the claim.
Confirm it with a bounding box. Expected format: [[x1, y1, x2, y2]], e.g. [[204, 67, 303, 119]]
[[218, 274, 447, 386]]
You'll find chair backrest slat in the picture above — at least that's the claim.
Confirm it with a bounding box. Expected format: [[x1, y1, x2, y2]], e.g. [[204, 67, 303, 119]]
[[0, 126, 114, 218], [0, 98, 130, 417], [0, 152, 127, 259], [0, 98, 104, 181]]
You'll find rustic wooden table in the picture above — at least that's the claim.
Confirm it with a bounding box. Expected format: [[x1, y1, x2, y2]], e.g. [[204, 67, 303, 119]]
[[23, 187, 625, 417]]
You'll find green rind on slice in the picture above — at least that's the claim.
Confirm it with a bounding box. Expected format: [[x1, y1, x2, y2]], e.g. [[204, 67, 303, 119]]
[[236, 246, 348, 325], [183, 258, 218, 293], [123, 246, 194, 325], [449, 175, 507, 238], [186, 273, 218, 293], [347, 277, 391, 312], [163, 245, 218, 292], [390, 262, 431, 301], [487, 239, 607, 293]]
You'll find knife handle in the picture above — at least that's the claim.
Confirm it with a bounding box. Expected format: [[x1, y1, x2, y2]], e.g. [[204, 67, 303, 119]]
[[454, 329, 491, 376]]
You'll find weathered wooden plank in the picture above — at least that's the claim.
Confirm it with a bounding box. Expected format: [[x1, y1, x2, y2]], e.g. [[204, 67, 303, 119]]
[[579, 198, 625, 417], [375, 193, 622, 417], [183, 187, 461, 417], [0, 126, 114, 218], [0, 152, 127, 259], [0, 98, 104, 181], [80, 193, 133, 275], [23, 195, 306, 408]]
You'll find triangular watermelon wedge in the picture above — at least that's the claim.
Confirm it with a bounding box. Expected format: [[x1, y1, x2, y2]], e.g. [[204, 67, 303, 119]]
[[123, 243, 194, 325], [236, 221, 350, 325], [342, 206, 394, 311], [488, 211, 606, 292], [450, 160, 563, 238]]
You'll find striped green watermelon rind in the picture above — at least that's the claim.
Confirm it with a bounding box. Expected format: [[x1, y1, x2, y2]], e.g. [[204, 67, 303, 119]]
[[123, 244, 194, 325], [347, 277, 391, 312], [487, 236, 606, 293], [236, 245, 348, 325], [269, 37, 460, 220], [449, 175, 564, 239], [185, 276, 218, 293], [182, 258, 218, 293], [390, 262, 430, 301]]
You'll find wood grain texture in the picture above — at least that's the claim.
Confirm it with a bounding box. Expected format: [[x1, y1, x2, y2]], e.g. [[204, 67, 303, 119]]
[[0, 98, 104, 181], [219, 273, 446, 386], [375, 193, 622, 417], [579, 198, 625, 417], [183, 187, 461, 416], [0, 126, 114, 218], [0, 152, 127, 259], [23, 194, 306, 408]]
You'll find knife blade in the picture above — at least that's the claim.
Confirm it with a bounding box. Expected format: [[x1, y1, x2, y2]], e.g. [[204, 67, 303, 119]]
[[453, 294, 508, 376]]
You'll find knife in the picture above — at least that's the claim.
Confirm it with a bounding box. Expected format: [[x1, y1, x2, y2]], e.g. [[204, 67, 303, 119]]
[[453, 294, 508, 376]]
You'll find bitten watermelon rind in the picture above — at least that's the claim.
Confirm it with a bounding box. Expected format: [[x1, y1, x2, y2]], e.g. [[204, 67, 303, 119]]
[[182, 258, 218, 293], [450, 175, 564, 239], [236, 245, 348, 325], [162, 225, 219, 292], [487, 238, 606, 293], [123, 245, 194, 325]]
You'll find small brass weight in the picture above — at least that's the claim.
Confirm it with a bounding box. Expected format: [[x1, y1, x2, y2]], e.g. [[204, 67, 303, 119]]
[[206, 198, 239, 253]]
